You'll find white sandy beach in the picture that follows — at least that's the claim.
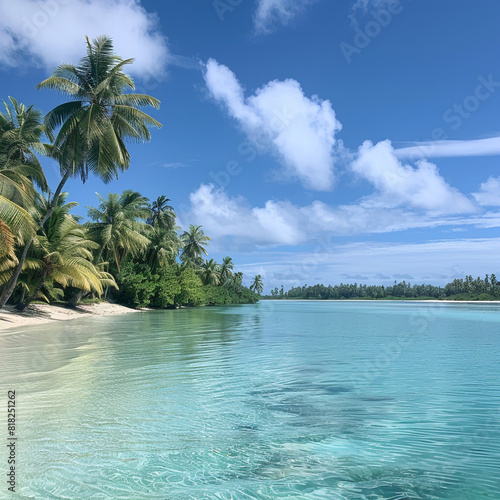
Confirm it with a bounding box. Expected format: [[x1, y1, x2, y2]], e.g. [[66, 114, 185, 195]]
[[0, 302, 139, 332]]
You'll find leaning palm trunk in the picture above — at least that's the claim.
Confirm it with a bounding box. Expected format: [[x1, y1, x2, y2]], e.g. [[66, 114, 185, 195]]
[[0, 169, 71, 308], [0, 36, 160, 309], [15, 272, 47, 311], [69, 289, 90, 307]]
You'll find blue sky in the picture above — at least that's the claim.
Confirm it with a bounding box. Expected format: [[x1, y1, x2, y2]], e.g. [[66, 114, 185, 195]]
[[2, 0, 500, 291]]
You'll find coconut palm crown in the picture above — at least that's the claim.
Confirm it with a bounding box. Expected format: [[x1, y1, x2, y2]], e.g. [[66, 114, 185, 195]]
[[37, 35, 162, 185]]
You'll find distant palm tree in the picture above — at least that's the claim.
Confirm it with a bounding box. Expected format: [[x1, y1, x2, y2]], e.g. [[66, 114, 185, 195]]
[[87, 190, 151, 272], [219, 256, 234, 284], [250, 275, 264, 295], [0, 36, 162, 308], [180, 225, 210, 266], [200, 258, 221, 286], [148, 195, 176, 230]]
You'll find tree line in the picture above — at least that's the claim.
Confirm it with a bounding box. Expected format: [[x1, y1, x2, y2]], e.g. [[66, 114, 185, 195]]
[[0, 36, 262, 310], [266, 274, 500, 301]]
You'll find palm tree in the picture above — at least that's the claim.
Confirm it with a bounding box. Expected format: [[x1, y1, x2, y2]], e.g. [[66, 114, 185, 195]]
[[0, 97, 48, 194], [87, 190, 151, 273], [148, 195, 176, 230], [180, 225, 210, 266], [200, 259, 221, 286], [144, 223, 180, 272], [16, 193, 116, 310], [219, 256, 234, 284], [0, 35, 161, 308], [0, 98, 47, 294], [250, 275, 264, 295]]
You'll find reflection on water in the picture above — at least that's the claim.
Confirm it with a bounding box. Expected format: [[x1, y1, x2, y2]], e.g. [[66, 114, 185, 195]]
[[0, 302, 499, 499]]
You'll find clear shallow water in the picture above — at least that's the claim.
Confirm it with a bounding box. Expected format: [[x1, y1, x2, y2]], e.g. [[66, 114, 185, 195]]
[[0, 301, 499, 499]]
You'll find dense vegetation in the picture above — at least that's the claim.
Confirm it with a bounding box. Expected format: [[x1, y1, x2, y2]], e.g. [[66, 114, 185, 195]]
[[266, 274, 500, 301], [0, 36, 259, 310]]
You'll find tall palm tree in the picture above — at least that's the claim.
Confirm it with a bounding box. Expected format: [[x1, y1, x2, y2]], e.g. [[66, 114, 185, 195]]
[[219, 256, 234, 284], [0, 98, 47, 291], [250, 275, 264, 295], [87, 190, 151, 273], [16, 193, 116, 310], [0, 97, 48, 194], [180, 225, 210, 266], [148, 195, 176, 230], [200, 259, 221, 286], [144, 223, 180, 272], [0, 35, 162, 308]]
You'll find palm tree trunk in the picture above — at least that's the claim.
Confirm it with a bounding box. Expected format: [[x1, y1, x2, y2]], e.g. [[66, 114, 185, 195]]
[[0, 241, 33, 308], [14, 286, 26, 311], [0, 169, 71, 309], [16, 274, 46, 311], [69, 289, 89, 307]]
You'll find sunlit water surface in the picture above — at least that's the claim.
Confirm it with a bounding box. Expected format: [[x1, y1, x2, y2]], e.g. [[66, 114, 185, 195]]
[[1, 301, 499, 499]]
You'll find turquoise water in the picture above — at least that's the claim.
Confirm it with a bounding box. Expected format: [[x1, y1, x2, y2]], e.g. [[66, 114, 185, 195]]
[[1, 301, 500, 499]]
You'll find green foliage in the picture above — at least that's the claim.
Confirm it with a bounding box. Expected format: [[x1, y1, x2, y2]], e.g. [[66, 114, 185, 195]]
[[176, 268, 206, 306], [116, 264, 260, 309], [204, 284, 259, 305], [117, 262, 156, 309], [0, 38, 258, 311], [151, 266, 181, 308], [250, 274, 264, 295], [266, 274, 500, 301], [180, 225, 210, 266], [38, 35, 161, 183]]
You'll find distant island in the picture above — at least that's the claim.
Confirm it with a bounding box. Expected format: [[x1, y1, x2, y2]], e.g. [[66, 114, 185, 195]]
[[263, 274, 500, 302]]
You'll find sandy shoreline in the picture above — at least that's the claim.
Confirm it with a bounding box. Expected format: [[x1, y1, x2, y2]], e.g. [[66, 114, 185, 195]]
[[0, 302, 139, 332]]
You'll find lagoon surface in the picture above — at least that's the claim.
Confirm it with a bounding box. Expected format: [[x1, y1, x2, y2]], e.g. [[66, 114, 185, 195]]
[[1, 301, 500, 499]]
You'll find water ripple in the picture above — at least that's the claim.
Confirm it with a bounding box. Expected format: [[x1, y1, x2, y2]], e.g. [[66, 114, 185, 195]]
[[1, 303, 499, 498]]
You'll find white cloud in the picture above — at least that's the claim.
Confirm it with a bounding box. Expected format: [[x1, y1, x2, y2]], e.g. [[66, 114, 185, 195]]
[[254, 0, 315, 34], [0, 0, 169, 76], [473, 177, 500, 206], [395, 137, 500, 160], [183, 182, 500, 250], [351, 140, 475, 214], [204, 59, 342, 191], [238, 238, 500, 291], [185, 184, 305, 246]]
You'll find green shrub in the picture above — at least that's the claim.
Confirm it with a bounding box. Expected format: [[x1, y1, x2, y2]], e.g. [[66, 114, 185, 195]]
[[117, 262, 157, 308]]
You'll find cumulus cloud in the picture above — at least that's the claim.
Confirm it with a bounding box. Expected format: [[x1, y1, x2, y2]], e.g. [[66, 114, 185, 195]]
[[0, 0, 169, 75], [183, 182, 499, 249], [204, 59, 342, 191], [185, 184, 305, 246], [254, 0, 316, 34], [351, 140, 475, 214], [473, 177, 500, 206]]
